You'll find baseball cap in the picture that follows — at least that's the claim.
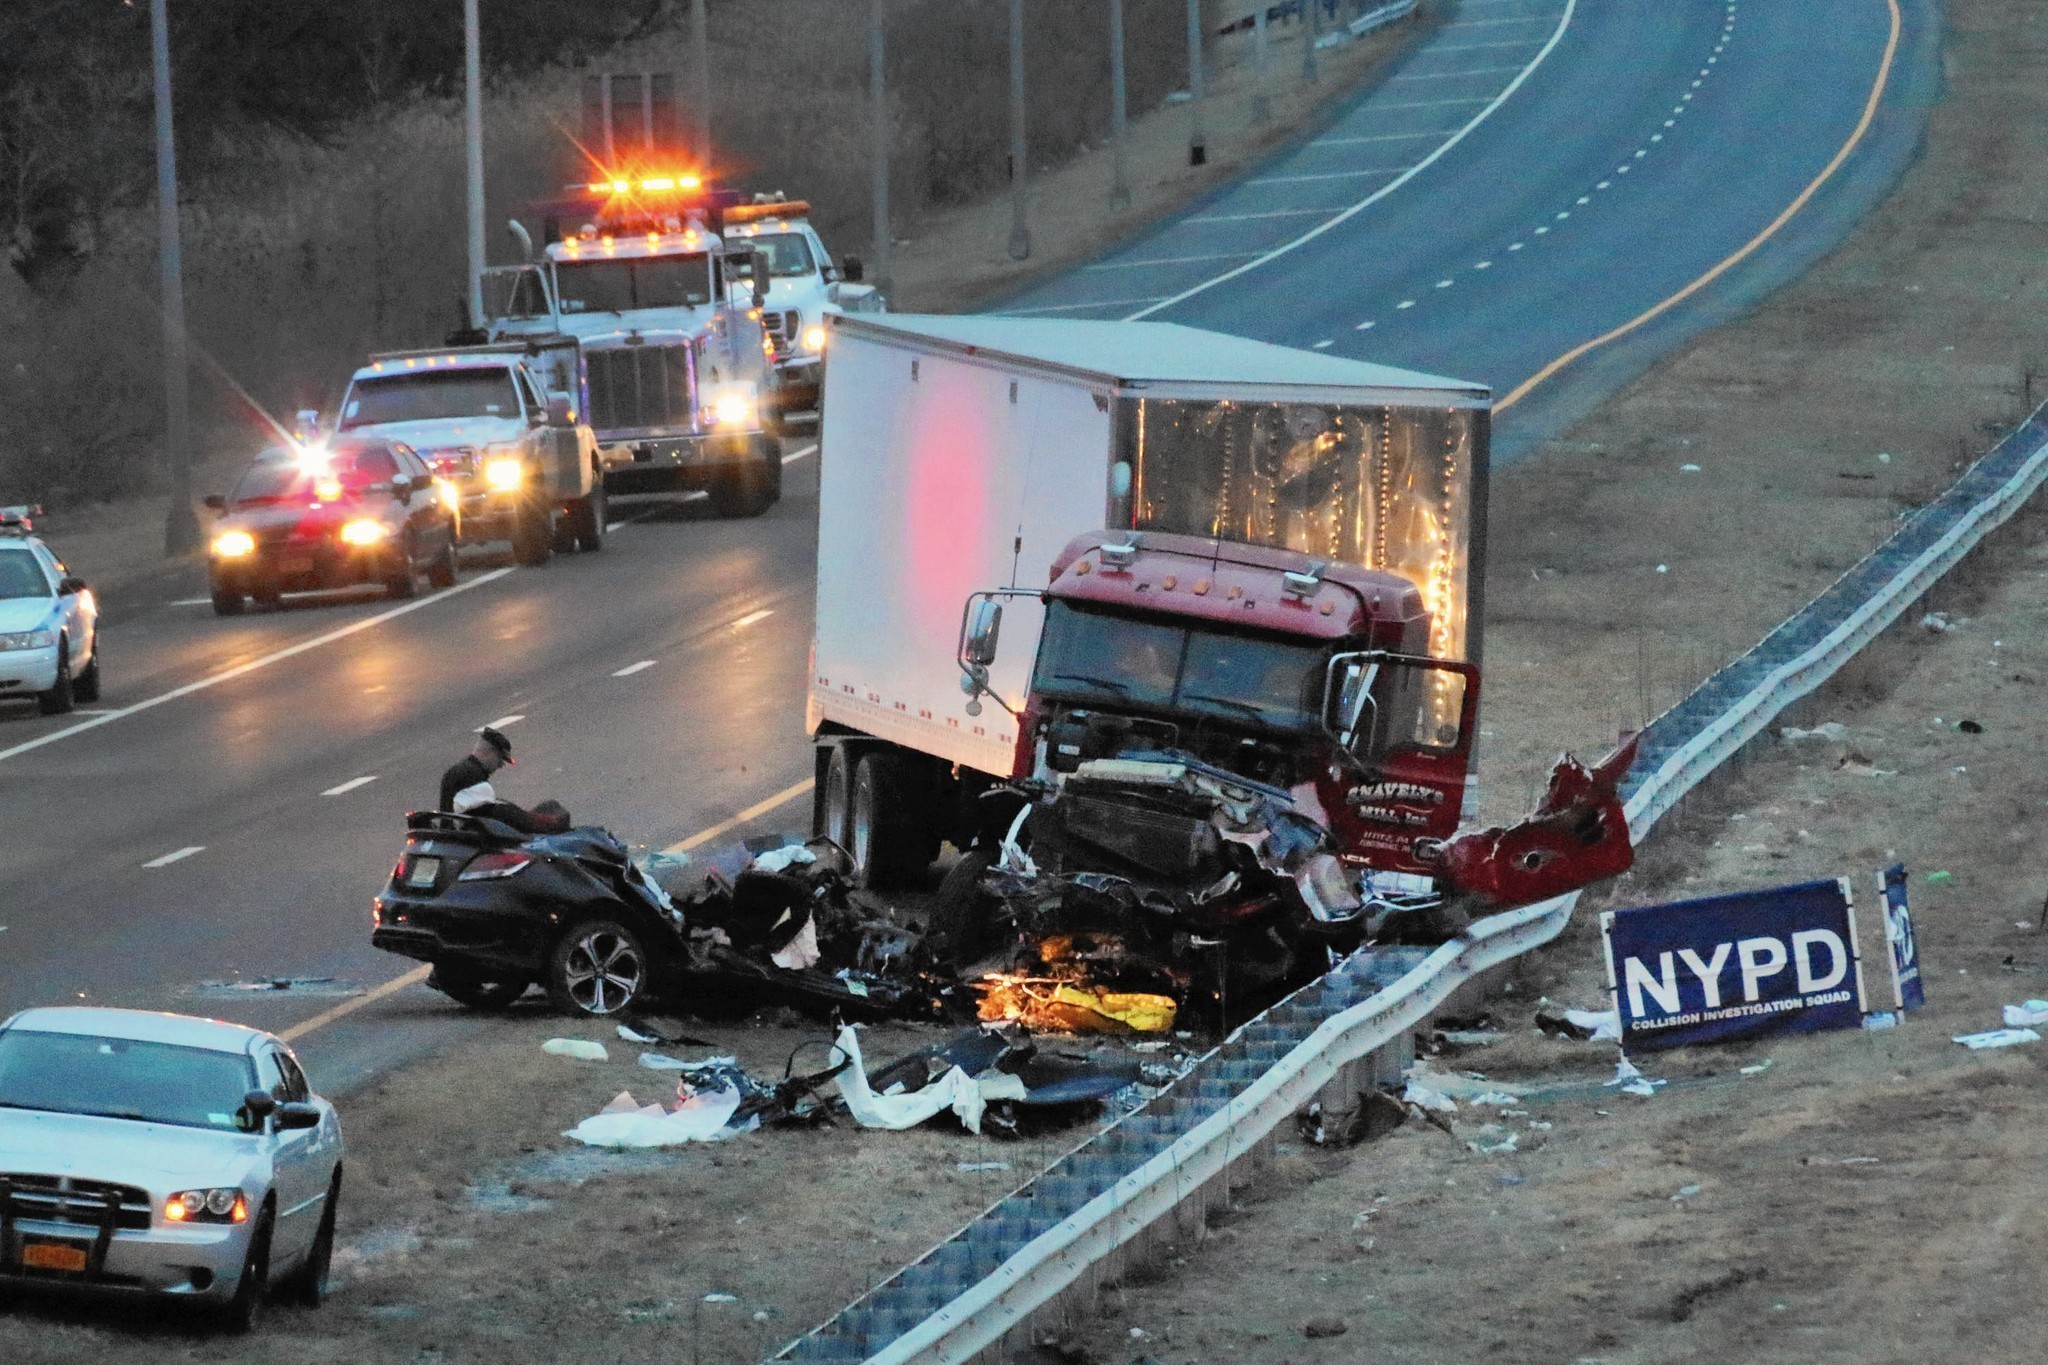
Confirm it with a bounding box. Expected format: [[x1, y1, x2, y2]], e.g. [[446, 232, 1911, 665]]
[[478, 726, 515, 764]]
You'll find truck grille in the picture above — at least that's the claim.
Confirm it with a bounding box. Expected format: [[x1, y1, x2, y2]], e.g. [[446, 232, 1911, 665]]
[[585, 344, 694, 434], [0, 1173, 154, 1231], [761, 310, 798, 349]]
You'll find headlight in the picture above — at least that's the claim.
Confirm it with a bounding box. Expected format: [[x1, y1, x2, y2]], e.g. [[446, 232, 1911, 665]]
[[0, 628, 57, 652], [164, 1187, 248, 1224], [436, 478, 461, 511], [340, 518, 388, 546], [711, 391, 754, 427], [313, 478, 344, 503], [802, 325, 826, 352], [212, 530, 256, 558], [484, 456, 525, 491]]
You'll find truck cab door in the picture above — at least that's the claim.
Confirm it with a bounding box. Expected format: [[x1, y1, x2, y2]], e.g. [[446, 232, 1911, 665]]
[[1316, 654, 1478, 875]]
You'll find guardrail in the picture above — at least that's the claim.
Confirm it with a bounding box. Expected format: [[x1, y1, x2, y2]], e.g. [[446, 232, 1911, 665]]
[[776, 398, 2048, 1363]]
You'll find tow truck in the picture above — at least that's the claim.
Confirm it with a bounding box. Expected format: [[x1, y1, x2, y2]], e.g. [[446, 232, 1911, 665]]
[[721, 194, 886, 427], [478, 174, 784, 518]]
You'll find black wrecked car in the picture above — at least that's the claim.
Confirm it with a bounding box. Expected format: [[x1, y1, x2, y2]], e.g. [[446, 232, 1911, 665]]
[[373, 816, 949, 1019], [204, 438, 458, 615]]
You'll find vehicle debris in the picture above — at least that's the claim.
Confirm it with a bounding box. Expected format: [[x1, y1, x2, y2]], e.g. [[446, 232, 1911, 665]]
[[563, 1084, 746, 1148], [1952, 1027, 2040, 1049], [2000, 999, 2048, 1027], [544, 1038, 609, 1062], [831, 1025, 1024, 1135]]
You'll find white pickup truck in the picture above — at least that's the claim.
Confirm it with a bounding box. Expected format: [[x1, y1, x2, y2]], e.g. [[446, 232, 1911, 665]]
[[722, 196, 886, 429]]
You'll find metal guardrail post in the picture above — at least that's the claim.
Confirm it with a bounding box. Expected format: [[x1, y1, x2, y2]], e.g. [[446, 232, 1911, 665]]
[[1110, 0, 1132, 210], [1187, 0, 1208, 165], [1008, 0, 1032, 260]]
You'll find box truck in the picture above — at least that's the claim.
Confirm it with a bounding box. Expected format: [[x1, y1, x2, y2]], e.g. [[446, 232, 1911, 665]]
[[808, 314, 1633, 1003]]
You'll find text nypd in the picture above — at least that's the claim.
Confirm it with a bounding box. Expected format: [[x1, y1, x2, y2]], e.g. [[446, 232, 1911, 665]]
[[1621, 930, 1852, 1021]]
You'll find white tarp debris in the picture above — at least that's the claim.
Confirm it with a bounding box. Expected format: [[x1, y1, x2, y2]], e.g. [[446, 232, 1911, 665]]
[[564, 1085, 745, 1147], [1406, 1067, 1532, 1102], [1565, 1007, 1621, 1041], [1953, 1027, 2041, 1050], [2001, 1000, 2048, 1027], [1781, 722, 1847, 743], [831, 1025, 1027, 1135], [640, 1051, 737, 1072], [617, 1024, 659, 1044], [1401, 1080, 1458, 1114], [769, 915, 822, 970], [543, 1038, 608, 1062], [1606, 1057, 1665, 1096], [752, 845, 818, 874]]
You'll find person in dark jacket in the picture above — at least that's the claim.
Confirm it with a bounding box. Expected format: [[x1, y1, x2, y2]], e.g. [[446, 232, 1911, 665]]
[[436, 727, 569, 833]]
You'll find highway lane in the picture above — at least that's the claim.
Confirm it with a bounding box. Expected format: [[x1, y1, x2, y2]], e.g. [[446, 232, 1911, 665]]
[[997, 0, 1936, 461], [0, 0, 1940, 1095], [0, 454, 822, 1089]]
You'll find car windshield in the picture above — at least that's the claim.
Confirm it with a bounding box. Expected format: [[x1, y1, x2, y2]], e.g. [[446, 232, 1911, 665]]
[[1032, 601, 1329, 731], [230, 444, 401, 504], [0, 549, 50, 599], [0, 1028, 257, 1131], [556, 252, 713, 312], [340, 369, 521, 429], [748, 232, 816, 278]]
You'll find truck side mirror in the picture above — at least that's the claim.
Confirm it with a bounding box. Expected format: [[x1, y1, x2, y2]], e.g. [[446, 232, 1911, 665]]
[[391, 473, 415, 505], [840, 255, 865, 283], [1324, 656, 1381, 757], [546, 396, 575, 427], [963, 599, 1003, 667], [745, 252, 769, 309]]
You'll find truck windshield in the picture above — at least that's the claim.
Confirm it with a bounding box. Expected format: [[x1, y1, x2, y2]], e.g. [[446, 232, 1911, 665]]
[[0, 1028, 257, 1132], [748, 232, 817, 278], [1033, 601, 1328, 731], [340, 370, 521, 428], [556, 252, 713, 312]]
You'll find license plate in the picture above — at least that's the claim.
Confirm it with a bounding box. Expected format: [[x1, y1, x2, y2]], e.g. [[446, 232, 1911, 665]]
[[20, 1240, 88, 1273], [406, 857, 441, 888], [279, 555, 315, 574]]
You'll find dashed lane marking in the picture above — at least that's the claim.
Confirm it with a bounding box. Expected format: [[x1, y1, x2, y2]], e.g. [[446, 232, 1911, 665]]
[[731, 609, 776, 629], [781, 443, 819, 465], [484, 713, 525, 729], [143, 846, 204, 869], [0, 568, 515, 767], [611, 660, 657, 677], [321, 775, 379, 797]]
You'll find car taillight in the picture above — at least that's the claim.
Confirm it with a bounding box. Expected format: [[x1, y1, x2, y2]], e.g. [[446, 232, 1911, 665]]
[[458, 851, 533, 881]]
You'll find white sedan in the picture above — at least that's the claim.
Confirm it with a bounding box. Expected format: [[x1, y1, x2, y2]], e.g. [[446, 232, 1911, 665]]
[[0, 1007, 345, 1331], [0, 507, 100, 715]]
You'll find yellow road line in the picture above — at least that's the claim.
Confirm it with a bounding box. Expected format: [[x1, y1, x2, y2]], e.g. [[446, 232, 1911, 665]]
[[661, 777, 815, 854], [1497, 0, 1903, 412], [283, 776, 816, 1043], [280, 964, 430, 1043]]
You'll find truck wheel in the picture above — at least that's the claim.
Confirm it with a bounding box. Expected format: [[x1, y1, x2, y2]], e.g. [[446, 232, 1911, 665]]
[[928, 851, 995, 966], [427, 538, 457, 589], [819, 745, 854, 852], [512, 503, 553, 566], [572, 485, 606, 553], [210, 586, 245, 616], [708, 445, 780, 519], [546, 920, 651, 1016], [850, 751, 936, 890], [384, 555, 418, 600]]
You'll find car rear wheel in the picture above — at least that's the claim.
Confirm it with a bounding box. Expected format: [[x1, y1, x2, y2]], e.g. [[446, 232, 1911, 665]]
[[282, 1169, 339, 1308], [426, 538, 457, 589], [216, 1205, 273, 1333], [210, 585, 245, 616], [546, 920, 651, 1016], [35, 644, 72, 716], [72, 641, 101, 703], [429, 963, 531, 1010]]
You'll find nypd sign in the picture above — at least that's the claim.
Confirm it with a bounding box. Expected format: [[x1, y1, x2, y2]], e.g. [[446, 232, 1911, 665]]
[[1600, 878, 1869, 1051]]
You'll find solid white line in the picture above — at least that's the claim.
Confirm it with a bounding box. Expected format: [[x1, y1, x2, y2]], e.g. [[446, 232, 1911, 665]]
[[1127, 0, 1576, 322], [1248, 168, 1404, 184], [612, 660, 657, 677], [781, 443, 819, 466], [0, 568, 515, 767], [170, 597, 212, 607], [1391, 65, 1534, 81], [321, 775, 379, 797], [1312, 131, 1445, 146], [1186, 208, 1339, 223], [731, 609, 775, 629], [1084, 251, 1257, 272], [1428, 39, 1549, 53], [143, 846, 204, 869], [485, 713, 525, 729], [1001, 297, 1167, 316], [1444, 15, 1554, 26], [1371, 97, 1494, 110]]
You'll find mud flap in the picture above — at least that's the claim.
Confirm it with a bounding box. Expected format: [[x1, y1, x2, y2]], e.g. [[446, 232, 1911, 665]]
[[1438, 733, 1640, 910]]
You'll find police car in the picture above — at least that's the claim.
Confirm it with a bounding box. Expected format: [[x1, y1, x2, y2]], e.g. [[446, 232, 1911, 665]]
[[0, 505, 100, 716]]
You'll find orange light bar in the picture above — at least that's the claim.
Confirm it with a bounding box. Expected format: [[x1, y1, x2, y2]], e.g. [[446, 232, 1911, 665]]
[[726, 200, 811, 224]]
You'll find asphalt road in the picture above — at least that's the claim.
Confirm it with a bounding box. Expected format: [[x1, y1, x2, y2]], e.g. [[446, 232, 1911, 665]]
[[0, 0, 1935, 1097]]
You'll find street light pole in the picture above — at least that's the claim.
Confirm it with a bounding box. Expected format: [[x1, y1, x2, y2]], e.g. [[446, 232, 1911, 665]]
[[691, 0, 711, 166], [150, 0, 197, 555], [869, 0, 891, 294], [1252, 5, 1270, 123], [1186, 0, 1206, 166], [1007, 0, 1030, 261], [1304, 0, 1321, 83], [463, 0, 485, 330], [1109, 0, 1130, 210]]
